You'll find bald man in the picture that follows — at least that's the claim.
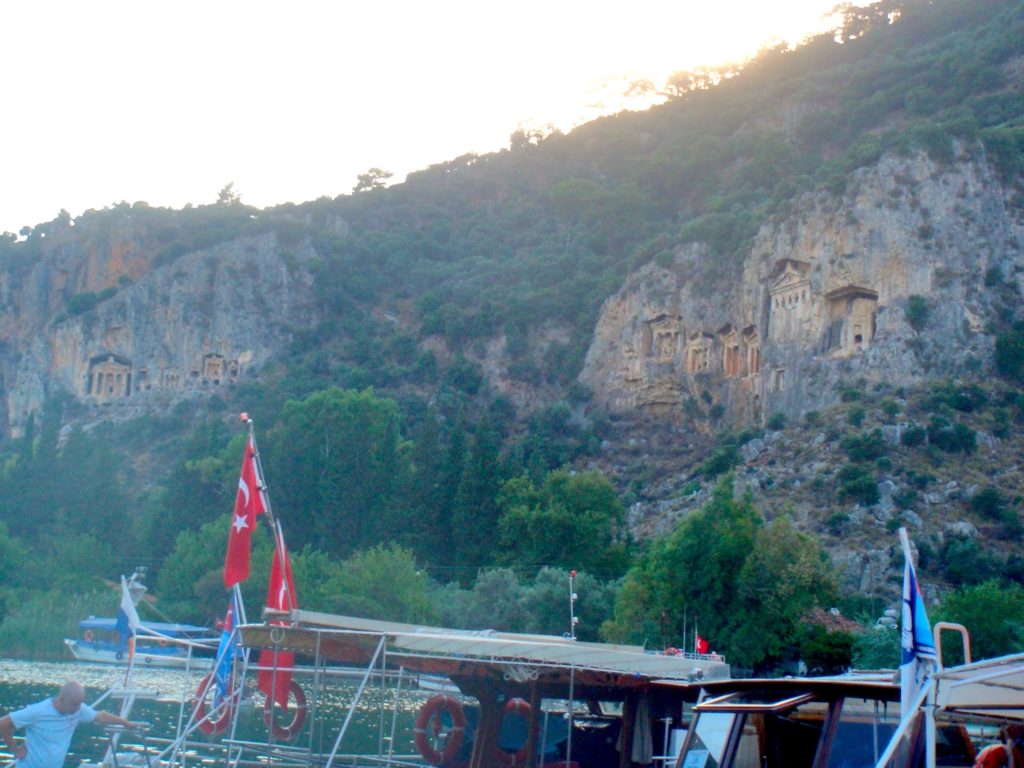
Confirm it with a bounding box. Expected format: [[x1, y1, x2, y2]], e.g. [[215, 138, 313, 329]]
[[0, 681, 139, 768]]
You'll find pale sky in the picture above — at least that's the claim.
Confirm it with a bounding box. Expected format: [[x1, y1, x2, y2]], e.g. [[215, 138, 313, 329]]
[[1, 1, 849, 235]]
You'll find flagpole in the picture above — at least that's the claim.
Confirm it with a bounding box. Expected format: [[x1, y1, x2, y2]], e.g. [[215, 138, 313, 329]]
[[243, 414, 295, 612], [243, 414, 278, 530]]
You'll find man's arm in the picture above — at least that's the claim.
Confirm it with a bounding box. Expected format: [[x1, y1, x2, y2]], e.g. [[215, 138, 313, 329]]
[[93, 712, 141, 729], [0, 715, 27, 760]]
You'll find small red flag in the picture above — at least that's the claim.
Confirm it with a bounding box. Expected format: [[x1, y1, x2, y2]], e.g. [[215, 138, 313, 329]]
[[258, 542, 298, 707], [695, 634, 710, 655], [223, 436, 266, 588]]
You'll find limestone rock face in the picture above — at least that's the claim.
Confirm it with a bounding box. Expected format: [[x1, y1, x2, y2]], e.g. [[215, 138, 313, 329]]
[[580, 152, 1023, 424], [1, 233, 318, 436]]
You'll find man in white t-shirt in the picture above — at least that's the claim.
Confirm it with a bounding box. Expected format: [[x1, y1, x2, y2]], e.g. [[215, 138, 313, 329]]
[[0, 680, 139, 768]]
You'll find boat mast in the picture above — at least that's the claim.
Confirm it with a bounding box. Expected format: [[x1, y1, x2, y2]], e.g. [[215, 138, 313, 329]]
[[240, 412, 294, 618]]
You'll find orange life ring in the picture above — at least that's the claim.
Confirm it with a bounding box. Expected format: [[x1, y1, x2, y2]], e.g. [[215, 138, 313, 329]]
[[500, 698, 533, 768], [414, 694, 466, 766], [263, 681, 307, 740], [83, 630, 94, 642], [194, 673, 232, 736], [975, 744, 1011, 768]]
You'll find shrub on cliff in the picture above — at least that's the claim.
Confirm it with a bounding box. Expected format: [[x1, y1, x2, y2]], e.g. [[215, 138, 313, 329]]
[[836, 463, 879, 505], [995, 323, 1024, 380]]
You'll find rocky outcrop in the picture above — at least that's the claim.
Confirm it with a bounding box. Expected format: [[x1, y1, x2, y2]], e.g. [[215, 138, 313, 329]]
[[581, 151, 1023, 425], [2, 233, 318, 436]]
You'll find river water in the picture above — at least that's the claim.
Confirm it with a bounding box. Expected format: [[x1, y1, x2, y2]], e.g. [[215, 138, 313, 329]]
[[0, 658, 439, 765]]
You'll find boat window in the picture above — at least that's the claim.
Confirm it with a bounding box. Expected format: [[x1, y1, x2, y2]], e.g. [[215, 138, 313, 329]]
[[824, 697, 900, 768], [680, 711, 735, 768], [738, 700, 829, 768]]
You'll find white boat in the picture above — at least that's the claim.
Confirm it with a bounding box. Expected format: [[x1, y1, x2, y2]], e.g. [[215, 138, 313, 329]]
[[64, 618, 217, 668], [64, 569, 217, 668]]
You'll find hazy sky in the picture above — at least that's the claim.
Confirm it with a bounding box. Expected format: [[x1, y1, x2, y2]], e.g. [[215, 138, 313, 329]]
[[1, 1, 849, 234]]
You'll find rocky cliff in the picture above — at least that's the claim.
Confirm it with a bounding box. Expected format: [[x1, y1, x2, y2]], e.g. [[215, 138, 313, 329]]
[[0, 218, 318, 437], [581, 151, 1022, 427]]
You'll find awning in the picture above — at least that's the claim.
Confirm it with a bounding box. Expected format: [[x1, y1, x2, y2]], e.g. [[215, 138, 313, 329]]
[[240, 610, 730, 692], [934, 652, 1024, 722]]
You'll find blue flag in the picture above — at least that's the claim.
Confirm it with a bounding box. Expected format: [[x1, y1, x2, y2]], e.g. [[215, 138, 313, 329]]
[[899, 528, 936, 718], [214, 593, 239, 699]]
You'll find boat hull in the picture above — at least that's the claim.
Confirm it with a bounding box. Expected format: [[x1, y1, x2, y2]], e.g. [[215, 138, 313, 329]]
[[64, 639, 212, 669]]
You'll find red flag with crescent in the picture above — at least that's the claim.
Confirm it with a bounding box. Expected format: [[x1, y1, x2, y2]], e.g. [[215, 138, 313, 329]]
[[258, 539, 297, 707], [223, 435, 266, 588]]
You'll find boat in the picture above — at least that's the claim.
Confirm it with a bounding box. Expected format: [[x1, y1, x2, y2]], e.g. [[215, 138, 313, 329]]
[[64, 569, 218, 668], [667, 626, 1024, 768], [65, 426, 1024, 768], [64, 617, 217, 668]]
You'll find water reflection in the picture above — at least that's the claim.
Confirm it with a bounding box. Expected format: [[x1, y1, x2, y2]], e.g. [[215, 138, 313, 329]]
[[0, 659, 444, 764]]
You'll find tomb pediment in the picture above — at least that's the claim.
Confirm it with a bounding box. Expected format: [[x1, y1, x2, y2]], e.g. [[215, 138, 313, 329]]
[[769, 269, 810, 295], [768, 258, 811, 279], [89, 352, 131, 368], [824, 284, 878, 302]]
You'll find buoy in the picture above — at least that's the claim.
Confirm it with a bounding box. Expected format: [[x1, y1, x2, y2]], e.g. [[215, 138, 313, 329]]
[[414, 695, 466, 765], [194, 674, 232, 736], [263, 681, 307, 740]]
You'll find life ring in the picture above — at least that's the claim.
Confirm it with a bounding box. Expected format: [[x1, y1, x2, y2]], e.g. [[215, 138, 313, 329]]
[[263, 681, 307, 740], [500, 698, 533, 768], [83, 630, 94, 643], [194, 673, 232, 736], [414, 694, 466, 766], [974, 744, 1022, 768]]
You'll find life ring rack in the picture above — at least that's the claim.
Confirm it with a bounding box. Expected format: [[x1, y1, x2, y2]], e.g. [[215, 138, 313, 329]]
[[414, 694, 466, 765], [263, 681, 307, 740]]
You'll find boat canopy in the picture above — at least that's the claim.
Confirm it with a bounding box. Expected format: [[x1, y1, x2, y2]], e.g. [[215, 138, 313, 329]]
[[934, 651, 1024, 722], [79, 617, 213, 634], [241, 609, 729, 698]]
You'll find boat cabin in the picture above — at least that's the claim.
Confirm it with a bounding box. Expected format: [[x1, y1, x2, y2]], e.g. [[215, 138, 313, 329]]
[[667, 676, 976, 768], [237, 610, 730, 768]]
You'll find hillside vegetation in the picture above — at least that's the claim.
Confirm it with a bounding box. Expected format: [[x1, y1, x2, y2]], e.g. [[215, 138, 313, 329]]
[[1, 0, 1023, 671]]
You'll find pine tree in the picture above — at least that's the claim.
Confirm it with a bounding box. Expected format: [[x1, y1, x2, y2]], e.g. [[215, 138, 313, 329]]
[[451, 416, 501, 581]]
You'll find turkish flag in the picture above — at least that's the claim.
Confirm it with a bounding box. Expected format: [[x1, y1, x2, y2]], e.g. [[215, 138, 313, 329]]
[[258, 542, 297, 707], [223, 436, 266, 588], [695, 634, 710, 655]]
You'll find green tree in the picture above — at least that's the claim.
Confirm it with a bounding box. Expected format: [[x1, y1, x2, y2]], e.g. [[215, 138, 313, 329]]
[[731, 517, 837, 668], [438, 568, 525, 631], [325, 544, 438, 623], [404, 410, 449, 560], [0, 523, 31, 621], [145, 422, 238, 565], [352, 168, 393, 194], [853, 626, 900, 670], [451, 417, 502, 577], [905, 295, 930, 331], [432, 417, 467, 568], [265, 388, 405, 558], [520, 567, 617, 642], [938, 580, 1024, 662], [497, 469, 628, 575], [217, 182, 241, 205], [995, 324, 1024, 380], [156, 517, 273, 624], [602, 475, 761, 654], [798, 625, 856, 675]]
